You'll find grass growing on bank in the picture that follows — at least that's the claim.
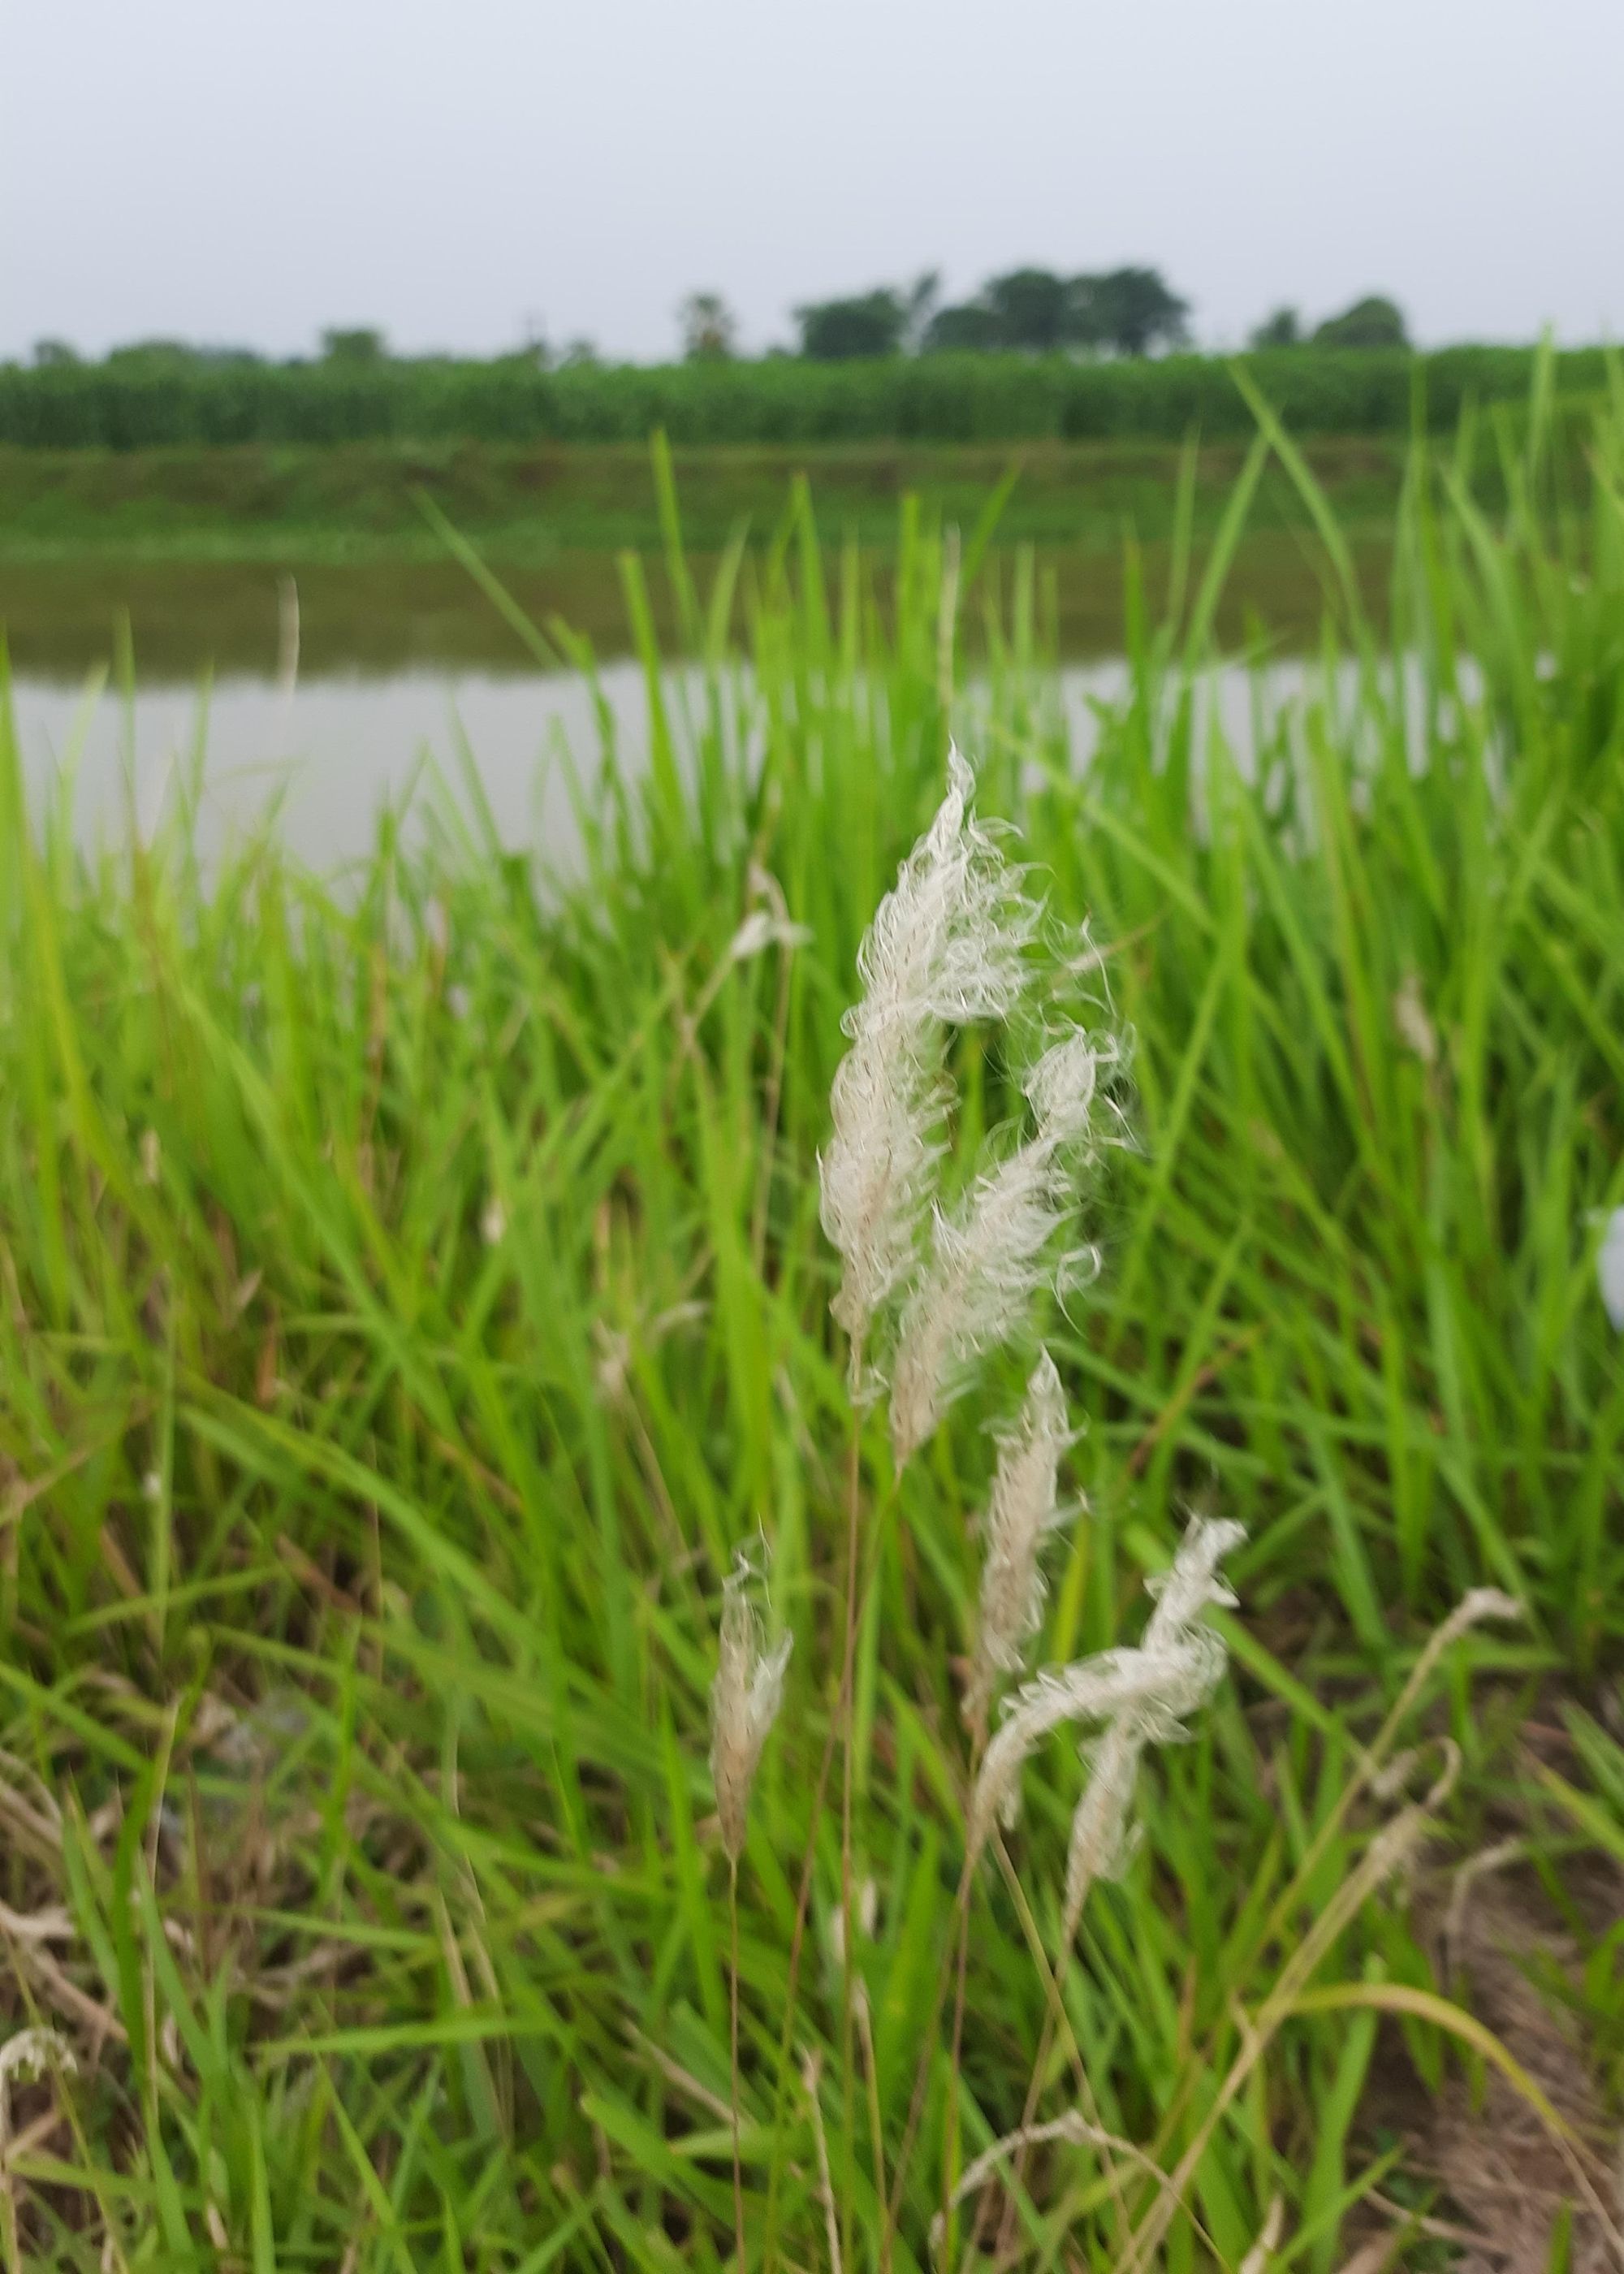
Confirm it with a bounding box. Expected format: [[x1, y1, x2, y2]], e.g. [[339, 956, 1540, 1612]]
[[0, 435, 1416, 565], [0, 419, 1575, 679], [0, 431, 1407, 680], [2, 367, 1624, 2268]]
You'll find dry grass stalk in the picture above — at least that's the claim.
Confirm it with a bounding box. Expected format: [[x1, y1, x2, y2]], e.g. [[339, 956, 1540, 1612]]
[[1237, 2195, 1287, 2274], [928, 2110, 1177, 2255], [801, 2051, 844, 2274], [710, 1544, 790, 2268]]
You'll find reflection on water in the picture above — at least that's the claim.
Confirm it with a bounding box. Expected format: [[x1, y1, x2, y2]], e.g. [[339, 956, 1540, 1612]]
[[0, 530, 1391, 685]]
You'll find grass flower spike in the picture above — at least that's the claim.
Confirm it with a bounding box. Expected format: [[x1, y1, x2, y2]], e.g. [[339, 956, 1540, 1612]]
[[966, 1498, 1240, 1878], [818, 745, 1037, 1375], [710, 1546, 793, 1862], [964, 1350, 1077, 1727], [1, 2025, 77, 2263], [1061, 1515, 1243, 1942], [890, 1022, 1122, 1463], [967, 1645, 1215, 1869]]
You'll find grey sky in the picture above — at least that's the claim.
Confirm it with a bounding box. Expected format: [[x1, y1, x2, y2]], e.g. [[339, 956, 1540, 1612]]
[[7, 0, 1618, 363]]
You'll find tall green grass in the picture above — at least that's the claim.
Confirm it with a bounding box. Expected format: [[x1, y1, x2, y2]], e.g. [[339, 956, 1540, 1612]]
[[0, 341, 1613, 450], [2, 372, 1622, 2269]]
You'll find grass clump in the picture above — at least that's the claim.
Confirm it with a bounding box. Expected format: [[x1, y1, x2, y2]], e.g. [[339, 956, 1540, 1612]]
[[2, 361, 1624, 2266]]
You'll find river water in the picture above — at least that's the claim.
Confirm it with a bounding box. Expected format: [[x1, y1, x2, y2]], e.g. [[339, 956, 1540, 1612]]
[[10, 646, 1429, 872], [1, 521, 1426, 870], [7, 659, 1163, 869]]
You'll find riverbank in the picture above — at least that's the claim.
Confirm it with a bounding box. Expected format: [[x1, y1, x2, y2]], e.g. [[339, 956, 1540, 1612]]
[[0, 432, 1414, 560], [2, 434, 1409, 674]]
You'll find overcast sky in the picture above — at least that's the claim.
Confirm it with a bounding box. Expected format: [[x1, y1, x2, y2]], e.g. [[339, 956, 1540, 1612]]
[[6, 0, 1619, 364]]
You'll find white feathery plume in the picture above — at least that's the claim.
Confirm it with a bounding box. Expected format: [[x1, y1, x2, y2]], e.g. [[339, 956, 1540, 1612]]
[[0, 2027, 77, 2269], [710, 1546, 793, 1862], [964, 1351, 1077, 1727], [0, 2026, 76, 2161], [818, 746, 1038, 1376], [1060, 1515, 1243, 1943], [966, 1644, 1218, 1870], [890, 1022, 1125, 1464], [728, 907, 813, 962], [0, 2029, 75, 2095]]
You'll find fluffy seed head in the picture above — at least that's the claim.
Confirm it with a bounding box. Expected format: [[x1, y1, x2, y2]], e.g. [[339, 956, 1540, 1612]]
[[1141, 1515, 1245, 1649], [890, 1021, 1122, 1463], [818, 747, 1039, 1372], [967, 1644, 1216, 1867], [964, 1351, 1077, 1725], [1060, 1515, 1243, 1939], [710, 1547, 793, 1862], [0, 2029, 75, 2093], [1062, 1723, 1147, 1897], [0, 2028, 76, 2160]]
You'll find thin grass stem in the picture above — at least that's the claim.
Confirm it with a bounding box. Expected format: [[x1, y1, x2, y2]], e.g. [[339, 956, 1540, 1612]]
[[728, 1857, 745, 2271], [836, 1376, 864, 2274]]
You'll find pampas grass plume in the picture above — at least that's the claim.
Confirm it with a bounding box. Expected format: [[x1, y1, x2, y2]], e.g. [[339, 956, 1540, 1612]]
[[818, 746, 1037, 1373], [710, 1547, 793, 1862], [964, 1349, 1076, 1726], [1060, 1515, 1243, 1939], [890, 1022, 1123, 1464], [968, 1645, 1209, 1868]]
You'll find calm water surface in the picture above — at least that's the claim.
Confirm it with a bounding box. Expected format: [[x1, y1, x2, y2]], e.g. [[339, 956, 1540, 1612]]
[[15, 655, 1341, 871], [12, 667, 654, 868], [14, 660, 1187, 868], [6, 544, 1404, 867]]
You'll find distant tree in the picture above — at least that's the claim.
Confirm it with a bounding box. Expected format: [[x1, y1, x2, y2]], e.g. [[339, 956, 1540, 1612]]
[[1313, 295, 1408, 349], [794, 289, 908, 361], [1249, 305, 1302, 349], [923, 300, 1004, 352], [105, 338, 193, 365], [559, 338, 599, 368], [982, 268, 1073, 352], [1081, 268, 1190, 357], [102, 339, 261, 370], [679, 292, 737, 361], [32, 339, 79, 368], [320, 327, 388, 364]]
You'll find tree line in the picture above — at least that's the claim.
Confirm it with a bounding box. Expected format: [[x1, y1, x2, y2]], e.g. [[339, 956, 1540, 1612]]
[[681, 271, 1410, 363], [19, 274, 1413, 379]]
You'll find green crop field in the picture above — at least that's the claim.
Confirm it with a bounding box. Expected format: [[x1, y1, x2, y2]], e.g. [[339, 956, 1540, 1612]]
[[0, 343, 1612, 452], [2, 366, 1624, 2270]]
